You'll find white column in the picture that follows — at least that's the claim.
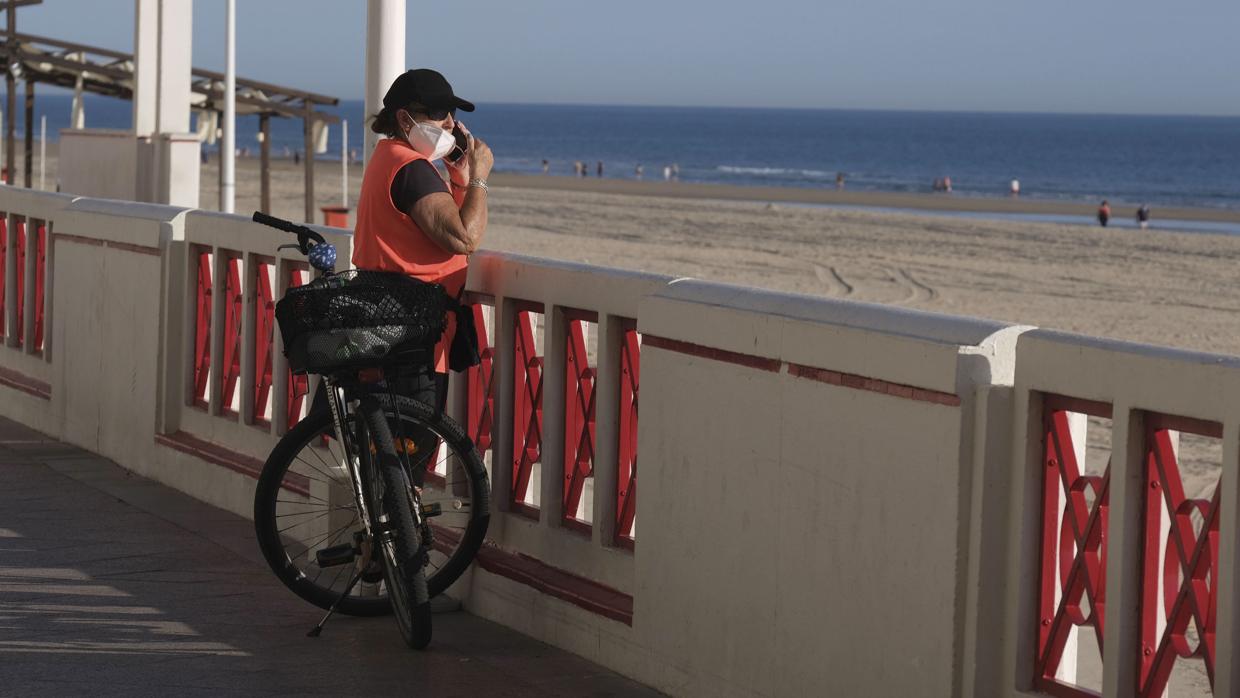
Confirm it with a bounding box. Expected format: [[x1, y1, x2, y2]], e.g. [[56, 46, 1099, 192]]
[[133, 0, 158, 136], [341, 119, 348, 208], [221, 0, 236, 213], [132, 0, 197, 207], [364, 0, 405, 163]]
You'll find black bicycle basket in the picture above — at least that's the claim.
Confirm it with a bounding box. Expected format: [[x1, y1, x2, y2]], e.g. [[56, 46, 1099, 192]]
[[275, 270, 451, 374]]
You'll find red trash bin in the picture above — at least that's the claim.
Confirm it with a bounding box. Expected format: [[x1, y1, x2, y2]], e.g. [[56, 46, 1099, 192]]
[[320, 206, 349, 228]]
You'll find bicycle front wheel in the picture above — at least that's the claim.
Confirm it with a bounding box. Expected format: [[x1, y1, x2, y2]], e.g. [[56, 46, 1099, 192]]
[[253, 394, 490, 618], [358, 395, 431, 649]]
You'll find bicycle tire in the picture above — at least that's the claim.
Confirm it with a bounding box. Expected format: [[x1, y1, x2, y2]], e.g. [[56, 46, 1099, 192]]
[[358, 395, 431, 649], [253, 394, 490, 618]]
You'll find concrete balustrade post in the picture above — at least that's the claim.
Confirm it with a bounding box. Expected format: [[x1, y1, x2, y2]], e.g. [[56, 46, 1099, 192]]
[[238, 253, 257, 425], [1100, 404, 1144, 698], [3, 214, 16, 345], [20, 218, 37, 354], [155, 237, 189, 435], [207, 249, 226, 415], [1214, 421, 1240, 697], [491, 295, 516, 514], [591, 313, 622, 547], [539, 303, 567, 526], [271, 259, 293, 435]]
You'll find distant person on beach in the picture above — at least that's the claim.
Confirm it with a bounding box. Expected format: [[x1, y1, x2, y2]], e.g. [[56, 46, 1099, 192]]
[[597, 161, 604, 178], [293, 151, 300, 165], [943, 176, 952, 192], [671, 163, 679, 180], [835, 172, 846, 190], [1010, 179, 1020, 197], [1136, 204, 1151, 229], [352, 68, 492, 409], [663, 165, 672, 181], [542, 159, 549, 174], [635, 164, 643, 179], [1097, 200, 1111, 227]]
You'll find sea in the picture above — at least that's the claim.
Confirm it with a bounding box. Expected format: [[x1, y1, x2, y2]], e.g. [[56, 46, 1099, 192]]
[[17, 94, 1240, 213]]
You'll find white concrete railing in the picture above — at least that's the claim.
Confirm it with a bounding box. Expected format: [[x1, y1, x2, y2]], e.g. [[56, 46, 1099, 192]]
[[0, 189, 66, 410], [979, 330, 1240, 698], [0, 185, 1237, 697]]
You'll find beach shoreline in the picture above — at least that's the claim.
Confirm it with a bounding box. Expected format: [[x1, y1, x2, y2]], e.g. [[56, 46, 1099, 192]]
[[488, 172, 1240, 225]]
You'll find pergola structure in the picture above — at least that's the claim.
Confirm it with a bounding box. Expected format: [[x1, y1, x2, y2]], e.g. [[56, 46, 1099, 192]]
[[0, 0, 340, 218]]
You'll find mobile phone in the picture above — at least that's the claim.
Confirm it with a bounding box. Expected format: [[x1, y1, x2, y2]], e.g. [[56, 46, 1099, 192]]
[[445, 123, 469, 165]]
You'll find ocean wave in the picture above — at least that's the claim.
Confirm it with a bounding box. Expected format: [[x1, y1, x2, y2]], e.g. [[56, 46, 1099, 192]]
[[716, 165, 833, 179]]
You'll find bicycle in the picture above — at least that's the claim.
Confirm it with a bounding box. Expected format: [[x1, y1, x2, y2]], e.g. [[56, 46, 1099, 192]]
[[249, 212, 490, 649]]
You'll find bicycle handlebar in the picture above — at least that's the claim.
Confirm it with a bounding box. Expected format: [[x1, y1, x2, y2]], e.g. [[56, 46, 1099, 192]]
[[251, 211, 326, 253]]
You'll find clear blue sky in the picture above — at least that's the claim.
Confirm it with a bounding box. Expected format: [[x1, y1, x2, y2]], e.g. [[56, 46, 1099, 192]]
[[13, 0, 1240, 115]]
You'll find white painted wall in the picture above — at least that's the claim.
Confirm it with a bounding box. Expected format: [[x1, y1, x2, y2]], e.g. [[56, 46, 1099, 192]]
[[57, 130, 139, 200]]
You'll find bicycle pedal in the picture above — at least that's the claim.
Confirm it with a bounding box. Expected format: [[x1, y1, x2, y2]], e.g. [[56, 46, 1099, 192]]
[[420, 502, 442, 518], [315, 543, 357, 568]]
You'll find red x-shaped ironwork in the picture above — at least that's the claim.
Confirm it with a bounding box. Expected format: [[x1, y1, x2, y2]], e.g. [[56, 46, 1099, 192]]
[[1138, 425, 1219, 697], [13, 217, 24, 347], [285, 268, 308, 429], [562, 314, 597, 531], [510, 306, 543, 516], [1036, 404, 1110, 697], [219, 257, 244, 415], [0, 216, 6, 339], [615, 323, 639, 547], [465, 302, 494, 456], [252, 262, 275, 423], [192, 249, 213, 407], [31, 223, 45, 353]]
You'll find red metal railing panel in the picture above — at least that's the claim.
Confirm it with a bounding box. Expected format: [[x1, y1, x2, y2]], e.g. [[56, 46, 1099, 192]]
[[32, 223, 45, 353], [0, 216, 6, 338], [14, 217, 25, 347], [192, 249, 212, 407], [562, 313, 597, 531], [615, 323, 639, 547], [286, 268, 308, 428], [220, 257, 243, 414], [511, 305, 543, 516], [465, 302, 494, 456], [1035, 403, 1109, 698], [252, 261, 275, 424], [1138, 423, 1219, 697]]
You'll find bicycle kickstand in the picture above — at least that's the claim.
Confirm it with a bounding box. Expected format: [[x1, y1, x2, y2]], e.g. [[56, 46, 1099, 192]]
[[306, 568, 366, 638]]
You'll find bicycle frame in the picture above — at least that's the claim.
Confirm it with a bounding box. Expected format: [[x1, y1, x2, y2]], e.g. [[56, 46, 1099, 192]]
[[321, 375, 376, 541]]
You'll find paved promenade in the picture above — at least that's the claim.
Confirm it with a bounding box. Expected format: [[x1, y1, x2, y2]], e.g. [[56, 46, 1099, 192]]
[[0, 416, 659, 697]]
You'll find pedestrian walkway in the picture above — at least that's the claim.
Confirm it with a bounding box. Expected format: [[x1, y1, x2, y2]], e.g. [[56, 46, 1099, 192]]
[[0, 416, 660, 697]]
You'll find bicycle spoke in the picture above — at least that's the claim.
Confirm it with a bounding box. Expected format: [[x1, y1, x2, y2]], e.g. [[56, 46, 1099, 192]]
[[275, 505, 355, 518]]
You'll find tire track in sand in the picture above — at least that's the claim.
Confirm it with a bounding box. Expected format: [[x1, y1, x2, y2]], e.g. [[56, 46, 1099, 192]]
[[810, 263, 854, 298], [890, 267, 939, 304]]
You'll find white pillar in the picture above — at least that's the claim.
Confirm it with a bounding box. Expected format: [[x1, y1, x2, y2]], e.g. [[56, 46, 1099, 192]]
[[132, 0, 197, 207], [364, 0, 405, 164], [341, 119, 348, 208], [221, 0, 236, 213]]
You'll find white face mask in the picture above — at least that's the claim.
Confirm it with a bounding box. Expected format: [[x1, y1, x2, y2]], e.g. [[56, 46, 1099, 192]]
[[402, 116, 455, 161]]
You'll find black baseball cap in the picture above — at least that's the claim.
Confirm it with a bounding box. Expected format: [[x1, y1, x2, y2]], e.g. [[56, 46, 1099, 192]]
[[382, 69, 475, 113]]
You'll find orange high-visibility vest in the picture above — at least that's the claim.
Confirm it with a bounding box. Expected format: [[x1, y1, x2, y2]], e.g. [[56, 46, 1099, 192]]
[[353, 137, 467, 372]]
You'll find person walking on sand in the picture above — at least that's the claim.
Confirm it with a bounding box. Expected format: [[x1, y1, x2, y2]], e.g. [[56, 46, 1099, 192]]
[[1097, 200, 1111, 227], [541, 159, 549, 174], [344, 67, 492, 425], [1136, 203, 1151, 230], [597, 160, 603, 178], [835, 172, 846, 190], [635, 164, 643, 179], [1010, 179, 1020, 197]]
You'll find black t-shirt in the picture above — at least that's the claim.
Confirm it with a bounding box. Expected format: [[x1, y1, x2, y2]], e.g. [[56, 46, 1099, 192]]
[[390, 159, 450, 213]]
